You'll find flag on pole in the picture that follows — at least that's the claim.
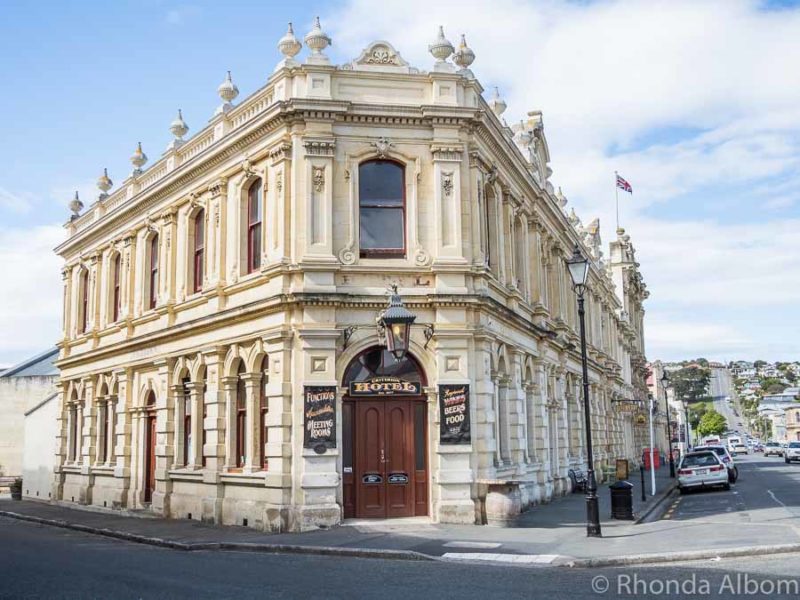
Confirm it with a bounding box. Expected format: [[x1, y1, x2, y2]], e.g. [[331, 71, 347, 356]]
[[616, 174, 633, 194]]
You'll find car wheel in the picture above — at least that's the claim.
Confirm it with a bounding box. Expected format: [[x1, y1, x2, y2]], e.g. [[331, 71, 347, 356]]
[[678, 487, 686, 495], [786, 459, 790, 464]]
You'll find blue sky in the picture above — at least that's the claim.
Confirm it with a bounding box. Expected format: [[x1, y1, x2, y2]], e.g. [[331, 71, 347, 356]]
[[1, 0, 799, 366]]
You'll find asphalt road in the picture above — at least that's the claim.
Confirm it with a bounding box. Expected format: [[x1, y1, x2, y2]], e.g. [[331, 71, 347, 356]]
[[3, 516, 800, 600], [662, 454, 800, 527]]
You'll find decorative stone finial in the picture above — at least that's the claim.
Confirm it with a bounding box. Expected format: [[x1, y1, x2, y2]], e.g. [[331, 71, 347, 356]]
[[516, 121, 532, 146], [97, 168, 113, 200], [167, 109, 189, 151], [130, 142, 148, 175], [215, 71, 239, 115], [453, 34, 475, 78], [69, 191, 83, 219], [304, 16, 331, 64], [488, 87, 507, 118], [556, 187, 567, 209], [428, 26, 454, 72], [276, 22, 302, 71]]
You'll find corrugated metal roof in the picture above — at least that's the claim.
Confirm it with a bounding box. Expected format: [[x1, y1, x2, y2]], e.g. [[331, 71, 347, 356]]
[[0, 348, 59, 378]]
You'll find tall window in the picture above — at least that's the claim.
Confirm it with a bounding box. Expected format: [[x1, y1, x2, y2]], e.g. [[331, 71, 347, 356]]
[[182, 378, 192, 466], [99, 400, 112, 464], [259, 356, 269, 469], [235, 364, 247, 468], [68, 402, 78, 461], [148, 235, 159, 310], [247, 180, 262, 273], [359, 160, 405, 257], [193, 210, 205, 293], [79, 269, 89, 333], [112, 254, 121, 322]]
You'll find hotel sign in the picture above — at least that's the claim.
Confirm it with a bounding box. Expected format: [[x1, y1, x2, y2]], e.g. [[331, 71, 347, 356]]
[[348, 376, 421, 397]]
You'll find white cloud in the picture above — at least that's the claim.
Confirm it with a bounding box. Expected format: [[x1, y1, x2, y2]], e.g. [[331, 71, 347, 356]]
[[0, 224, 64, 364], [328, 0, 800, 361], [0, 186, 34, 214]]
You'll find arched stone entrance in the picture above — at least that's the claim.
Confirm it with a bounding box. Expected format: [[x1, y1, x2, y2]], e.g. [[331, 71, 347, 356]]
[[341, 346, 428, 519], [143, 391, 157, 504]]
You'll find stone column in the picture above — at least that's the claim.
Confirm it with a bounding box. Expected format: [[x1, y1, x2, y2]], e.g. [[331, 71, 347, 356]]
[[220, 376, 238, 470], [200, 349, 225, 523], [242, 373, 262, 473]]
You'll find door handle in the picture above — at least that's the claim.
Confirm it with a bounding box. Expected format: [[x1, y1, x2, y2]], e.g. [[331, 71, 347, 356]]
[[380, 448, 387, 464]]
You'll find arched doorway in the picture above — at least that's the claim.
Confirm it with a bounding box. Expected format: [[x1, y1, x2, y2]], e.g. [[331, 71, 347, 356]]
[[143, 391, 157, 504], [342, 346, 428, 519]]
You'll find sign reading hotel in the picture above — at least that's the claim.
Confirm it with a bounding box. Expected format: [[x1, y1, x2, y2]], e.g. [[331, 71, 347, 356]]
[[303, 386, 336, 450], [439, 384, 471, 444], [348, 376, 421, 397]]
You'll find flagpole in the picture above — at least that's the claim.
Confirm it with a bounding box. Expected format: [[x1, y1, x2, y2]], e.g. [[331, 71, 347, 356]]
[[614, 170, 620, 230]]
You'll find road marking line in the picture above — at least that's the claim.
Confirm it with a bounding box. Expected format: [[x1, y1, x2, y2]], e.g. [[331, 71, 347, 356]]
[[442, 541, 502, 549], [442, 553, 560, 564]]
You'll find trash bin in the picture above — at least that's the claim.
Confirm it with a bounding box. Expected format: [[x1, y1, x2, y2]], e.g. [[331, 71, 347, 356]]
[[609, 480, 634, 520]]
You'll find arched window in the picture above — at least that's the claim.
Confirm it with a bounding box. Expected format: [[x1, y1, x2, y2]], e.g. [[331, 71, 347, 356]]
[[359, 160, 405, 257], [79, 269, 89, 333], [68, 393, 79, 462], [193, 209, 205, 294], [259, 356, 269, 469], [112, 254, 121, 322], [235, 363, 247, 468], [148, 235, 159, 310], [247, 180, 262, 273]]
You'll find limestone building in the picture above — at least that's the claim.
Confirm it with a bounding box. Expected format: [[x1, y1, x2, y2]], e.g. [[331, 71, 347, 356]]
[[53, 20, 650, 530]]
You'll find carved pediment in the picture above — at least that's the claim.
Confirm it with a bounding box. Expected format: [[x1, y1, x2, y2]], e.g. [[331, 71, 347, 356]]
[[348, 41, 415, 73]]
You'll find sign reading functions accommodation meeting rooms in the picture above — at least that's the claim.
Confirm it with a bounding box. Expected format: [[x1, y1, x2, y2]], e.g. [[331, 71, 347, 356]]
[[303, 386, 336, 450], [439, 384, 470, 444]]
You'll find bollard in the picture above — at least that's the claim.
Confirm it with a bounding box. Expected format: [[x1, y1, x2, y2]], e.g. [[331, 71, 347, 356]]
[[640, 465, 646, 502]]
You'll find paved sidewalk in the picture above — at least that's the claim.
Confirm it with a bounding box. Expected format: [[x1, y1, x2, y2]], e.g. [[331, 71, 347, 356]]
[[5, 464, 797, 567]]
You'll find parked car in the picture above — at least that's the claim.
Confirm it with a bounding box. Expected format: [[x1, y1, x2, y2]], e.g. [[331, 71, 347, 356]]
[[692, 445, 738, 482], [678, 451, 730, 493], [785, 442, 800, 464], [764, 442, 784, 457]]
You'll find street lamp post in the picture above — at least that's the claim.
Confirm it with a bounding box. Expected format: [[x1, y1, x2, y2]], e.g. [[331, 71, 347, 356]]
[[566, 244, 602, 538], [661, 371, 675, 478], [681, 398, 691, 452]]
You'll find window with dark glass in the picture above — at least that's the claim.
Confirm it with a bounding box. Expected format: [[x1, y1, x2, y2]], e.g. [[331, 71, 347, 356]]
[[247, 180, 262, 273], [182, 377, 191, 466], [193, 210, 205, 293], [236, 364, 247, 468], [259, 356, 269, 469], [99, 401, 109, 463], [80, 270, 89, 333], [68, 404, 78, 461], [112, 254, 121, 322], [148, 235, 159, 309], [359, 160, 405, 257]]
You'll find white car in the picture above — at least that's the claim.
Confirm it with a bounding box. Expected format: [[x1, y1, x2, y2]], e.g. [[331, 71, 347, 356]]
[[731, 443, 748, 456], [764, 442, 784, 457], [785, 442, 800, 464], [692, 445, 738, 482], [678, 451, 730, 494]]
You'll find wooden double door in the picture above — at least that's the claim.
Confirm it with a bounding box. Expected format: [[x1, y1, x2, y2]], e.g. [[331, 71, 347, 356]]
[[343, 398, 428, 519], [144, 412, 156, 503]]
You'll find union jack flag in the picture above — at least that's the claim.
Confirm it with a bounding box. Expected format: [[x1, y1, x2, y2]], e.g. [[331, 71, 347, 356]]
[[616, 174, 633, 194]]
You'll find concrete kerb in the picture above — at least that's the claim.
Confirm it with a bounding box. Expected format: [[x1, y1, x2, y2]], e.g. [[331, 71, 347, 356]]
[[0, 511, 435, 563], [633, 482, 678, 524], [564, 543, 800, 569]]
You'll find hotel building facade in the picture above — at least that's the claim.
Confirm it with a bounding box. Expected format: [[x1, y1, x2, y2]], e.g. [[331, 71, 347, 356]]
[[52, 20, 651, 531]]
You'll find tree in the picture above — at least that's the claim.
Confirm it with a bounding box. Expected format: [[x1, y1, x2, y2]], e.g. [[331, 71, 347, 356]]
[[760, 377, 786, 394], [696, 410, 727, 438], [671, 365, 712, 404], [688, 402, 711, 430], [754, 360, 767, 369]]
